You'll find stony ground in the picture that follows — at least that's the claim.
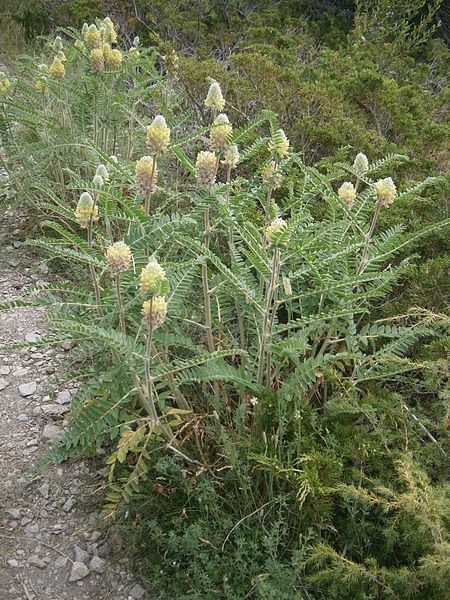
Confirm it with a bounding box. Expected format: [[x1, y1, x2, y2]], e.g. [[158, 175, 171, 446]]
[[0, 206, 147, 600]]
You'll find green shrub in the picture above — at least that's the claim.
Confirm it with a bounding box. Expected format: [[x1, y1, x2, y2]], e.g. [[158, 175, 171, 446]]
[[1, 15, 449, 600]]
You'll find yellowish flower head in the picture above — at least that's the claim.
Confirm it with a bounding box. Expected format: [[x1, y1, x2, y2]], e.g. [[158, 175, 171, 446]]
[[196, 151, 217, 187], [49, 57, 65, 80], [209, 113, 232, 151], [269, 129, 289, 159], [140, 259, 166, 296], [353, 152, 369, 175], [374, 177, 397, 207], [106, 241, 132, 275], [265, 217, 289, 246], [146, 115, 171, 155], [84, 24, 101, 49], [221, 144, 240, 169], [142, 296, 168, 329], [90, 48, 104, 74], [136, 156, 158, 195], [75, 192, 98, 228], [204, 81, 225, 111], [0, 72, 11, 94], [261, 161, 282, 189], [338, 181, 357, 208], [104, 47, 122, 69], [35, 77, 49, 94]]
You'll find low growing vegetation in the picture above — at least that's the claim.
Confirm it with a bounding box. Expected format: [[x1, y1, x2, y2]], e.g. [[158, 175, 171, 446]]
[[0, 6, 449, 599]]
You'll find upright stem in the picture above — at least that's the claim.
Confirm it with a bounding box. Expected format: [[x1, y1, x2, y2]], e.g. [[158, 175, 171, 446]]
[[257, 248, 280, 386], [87, 221, 101, 310], [357, 203, 380, 275], [202, 207, 215, 354], [144, 157, 157, 216], [144, 300, 160, 424], [115, 274, 126, 335]]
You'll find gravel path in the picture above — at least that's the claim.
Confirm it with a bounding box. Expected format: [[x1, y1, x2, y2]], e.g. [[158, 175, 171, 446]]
[[0, 204, 147, 599]]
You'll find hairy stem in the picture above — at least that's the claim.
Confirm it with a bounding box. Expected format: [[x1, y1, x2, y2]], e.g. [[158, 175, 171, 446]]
[[257, 247, 280, 386], [144, 156, 157, 216], [357, 202, 381, 275], [115, 274, 126, 335]]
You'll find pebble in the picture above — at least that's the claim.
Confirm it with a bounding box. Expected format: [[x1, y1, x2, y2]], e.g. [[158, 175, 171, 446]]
[[5, 508, 21, 520], [17, 413, 29, 422], [56, 389, 71, 405], [25, 332, 40, 343], [28, 554, 47, 569], [69, 561, 90, 582], [129, 583, 146, 599], [18, 381, 37, 396], [0, 365, 11, 375], [63, 497, 74, 513], [42, 423, 64, 443], [90, 556, 106, 574], [0, 378, 10, 390], [7, 559, 19, 568], [38, 483, 50, 499]]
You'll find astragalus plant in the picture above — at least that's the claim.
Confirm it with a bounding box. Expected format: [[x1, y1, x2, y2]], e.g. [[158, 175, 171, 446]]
[[1, 20, 449, 600]]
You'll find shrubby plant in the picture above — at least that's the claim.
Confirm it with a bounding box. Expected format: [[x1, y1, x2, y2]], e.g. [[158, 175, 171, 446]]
[[1, 20, 449, 599]]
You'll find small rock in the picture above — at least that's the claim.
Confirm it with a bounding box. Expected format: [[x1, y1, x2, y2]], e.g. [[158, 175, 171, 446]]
[[69, 561, 90, 582], [41, 404, 69, 418], [63, 497, 74, 513], [18, 381, 37, 397], [73, 545, 88, 563], [0, 378, 10, 391], [56, 390, 71, 405], [60, 341, 74, 351], [13, 240, 23, 249], [28, 555, 47, 569], [7, 559, 19, 568], [89, 556, 106, 574], [17, 413, 29, 422], [38, 483, 50, 499], [46, 365, 56, 374], [5, 508, 21, 520], [24, 523, 39, 534], [0, 365, 11, 375], [129, 583, 146, 599], [54, 556, 68, 568], [25, 332, 40, 343], [42, 423, 64, 443]]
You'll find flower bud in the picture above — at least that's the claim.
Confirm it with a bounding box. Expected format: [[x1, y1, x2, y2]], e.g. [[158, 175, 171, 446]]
[[133, 36, 140, 47], [353, 152, 369, 175], [136, 156, 158, 195], [101, 18, 117, 44], [195, 151, 217, 187], [265, 217, 289, 246], [90, 48, 104, 74], [96, 164, 109, 180], [269, 129, 289, 159], [104, 47, 122, 69], [221, 144, 240, 169], [0, 72, 11, 94], [84, 24, 101, 49], [75, 192, 98, 228], [35, 77, 49, 94], [282, 276, 292, 296], [261, 161, 282, 189], [106, 241, 132, 275], [93, 174, 104, 188], [374, 177, 396, 207], [49, 57, 65, 80], [140, 259, 166, 296], [146, 115, 170, 155], [74, 39, 85, 50], [53, 36, 63, 52], [205, 81, 225, 111], [81, 23, 89, 35], [338, 181, 357, 208], [209, 113, 232, 151], [142, 296, 168, 329], [56, 50, 67, 63]]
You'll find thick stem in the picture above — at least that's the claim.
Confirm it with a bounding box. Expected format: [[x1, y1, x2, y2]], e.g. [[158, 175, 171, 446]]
[[257, 247, 280, 386], [357, 203, 380, 275], [144, 157, 157, 216], [203, 207, 215, 354], [115, 274, 126, 335], [87, 221, 101, 310]]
